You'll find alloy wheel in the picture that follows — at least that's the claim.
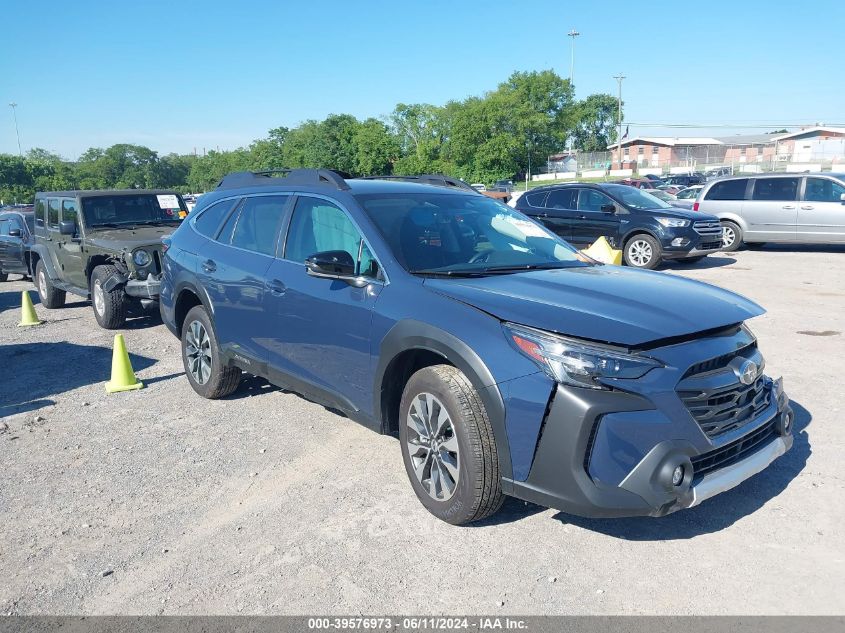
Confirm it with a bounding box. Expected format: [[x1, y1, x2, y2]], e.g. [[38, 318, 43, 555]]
[[405, 392, 460, 501], [93, 280, 105, 315], [185, 320, 212, 385], [627, 239, 653, 267], [38, 269, 47, 298], [722, 225, 736, 249]]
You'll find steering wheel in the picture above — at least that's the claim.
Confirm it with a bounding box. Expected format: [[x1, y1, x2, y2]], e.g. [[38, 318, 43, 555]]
[[469, 249, 495, 264]]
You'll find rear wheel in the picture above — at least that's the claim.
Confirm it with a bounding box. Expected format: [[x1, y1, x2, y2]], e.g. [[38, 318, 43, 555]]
[[35, 260, 66, 308], [720, 221, 743, 252], [181, 305, 242, 399], [623, 234, 662, 269], [90, 265, 127, 329], [399, 365, 504, 525]]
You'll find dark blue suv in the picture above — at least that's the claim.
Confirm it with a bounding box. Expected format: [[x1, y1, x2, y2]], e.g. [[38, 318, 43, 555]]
[[514, 183, 723, 268], [160, 169, 794, 525]]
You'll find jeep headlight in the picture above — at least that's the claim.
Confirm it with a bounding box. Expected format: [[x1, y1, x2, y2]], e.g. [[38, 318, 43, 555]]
[[132, 249, 152, 267], [656, 217, 690, 228], [504, 323, 662, 390]]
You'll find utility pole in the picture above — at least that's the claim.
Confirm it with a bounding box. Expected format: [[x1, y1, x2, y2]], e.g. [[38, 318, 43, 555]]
[[8, 102, 22, 156], [567, 29, 580, 87], [613, 75, 625, 169]]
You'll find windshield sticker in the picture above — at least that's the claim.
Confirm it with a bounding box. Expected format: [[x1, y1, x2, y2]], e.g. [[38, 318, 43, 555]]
[[157, 194, 180, 209], [507, 217, 549, 238]]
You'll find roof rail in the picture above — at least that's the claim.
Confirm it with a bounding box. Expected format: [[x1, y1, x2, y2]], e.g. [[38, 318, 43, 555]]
[[216, 168, 350, 191], [358, 174, 479, 193]]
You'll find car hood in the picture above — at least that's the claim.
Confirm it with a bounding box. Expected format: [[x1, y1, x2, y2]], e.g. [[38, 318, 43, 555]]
[[425, 265, 763, 347], [636, 206, 714, 221], [84, 225, 178, 251]]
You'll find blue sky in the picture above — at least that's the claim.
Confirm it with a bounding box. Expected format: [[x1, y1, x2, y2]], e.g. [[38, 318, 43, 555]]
[[2, 0, 843, 158]]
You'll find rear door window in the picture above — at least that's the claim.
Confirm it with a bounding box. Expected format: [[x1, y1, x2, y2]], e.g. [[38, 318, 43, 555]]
[[229, 195, 289, 256], [194, 198, 239, 238], [0, 219, 8, 236], [705, 179, 749, 200], [48, 199, 60, 228], [804, 178, 845, 203], [752, 178, 799, 201], [545, 189, 578, 210], [61, 199, 78, 231], [35, 200, 46, 227]]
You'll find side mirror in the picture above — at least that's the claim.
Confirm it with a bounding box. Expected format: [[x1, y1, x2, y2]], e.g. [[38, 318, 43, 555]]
[[59, 220, 76, 236], [8, 228, 22, 237], [840, 193, 845, 203], [600, 204, 616, 213], [305, 250, 368, 287]]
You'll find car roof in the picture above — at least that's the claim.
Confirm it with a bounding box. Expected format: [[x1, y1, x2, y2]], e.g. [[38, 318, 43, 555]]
[[35, 189, 182, 198]]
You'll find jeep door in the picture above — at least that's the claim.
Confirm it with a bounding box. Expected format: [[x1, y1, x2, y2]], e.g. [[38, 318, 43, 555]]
[[798, 177, 845, 243], [264, 195, 383, 414], [742, 177, 799, 242], [571, 188, 620, 246], [199, 195, 290, 369], [56, 198, 87, 288]]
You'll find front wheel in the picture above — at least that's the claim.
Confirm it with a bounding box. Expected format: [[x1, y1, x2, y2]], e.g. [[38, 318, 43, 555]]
[[181, 305, 242, 399], [720, 221, 743, 252], [623, 234, 662, 269], [90, 265, 127, 329], [399, 365, 504, 525], [35, 260, 66, 308]]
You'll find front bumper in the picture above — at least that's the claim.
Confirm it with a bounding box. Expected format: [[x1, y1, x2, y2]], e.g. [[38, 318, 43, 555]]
[[662, 244, 723, 259], [104, 271, 162, 299], [503, 377, 793, 519]]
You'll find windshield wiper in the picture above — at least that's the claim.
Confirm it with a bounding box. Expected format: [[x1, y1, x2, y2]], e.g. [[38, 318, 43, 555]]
[[410, 269, 489, 277], [91, 222, 134, 229], [480, 262, 580, 274]]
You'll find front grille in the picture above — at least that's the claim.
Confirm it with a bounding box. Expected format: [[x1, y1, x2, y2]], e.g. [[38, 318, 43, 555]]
[[152, 249, 163, 275], [679, 375, 771, 437], [693, 220, 722, 237], [691, 418, 777, 480], [682, 342, 756, 379], [700, 240, 722, 250]]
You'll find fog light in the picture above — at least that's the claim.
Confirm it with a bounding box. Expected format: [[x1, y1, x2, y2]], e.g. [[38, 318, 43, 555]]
[[671, 237, 690, 247], [672, 465, 685, 486]]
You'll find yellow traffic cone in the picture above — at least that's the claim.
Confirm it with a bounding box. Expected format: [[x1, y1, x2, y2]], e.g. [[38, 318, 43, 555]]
[[105, 334, 144, 393], [18, 291, 42, 327]]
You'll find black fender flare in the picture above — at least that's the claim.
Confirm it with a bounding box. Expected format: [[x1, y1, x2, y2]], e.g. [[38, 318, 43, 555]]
[[29, 244, 60, 280], [374, 319, 513, 480], [173, 279, 215, 325]]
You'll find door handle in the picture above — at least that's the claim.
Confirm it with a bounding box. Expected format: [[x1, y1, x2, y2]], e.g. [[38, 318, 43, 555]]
[[577, 215, 587, 220], [267, 279, 286, 295], [201, 259, 216, 273], [782, 205, 796, 210], [800, 205, 814, 210]]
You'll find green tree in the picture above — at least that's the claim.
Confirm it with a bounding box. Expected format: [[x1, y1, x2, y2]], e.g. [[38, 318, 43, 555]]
[[572, 94, 620, 151]]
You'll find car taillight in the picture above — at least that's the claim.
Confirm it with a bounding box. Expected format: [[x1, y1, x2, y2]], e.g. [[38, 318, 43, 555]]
[[692, 202, 699, 211], [161, 237, 171, 253]]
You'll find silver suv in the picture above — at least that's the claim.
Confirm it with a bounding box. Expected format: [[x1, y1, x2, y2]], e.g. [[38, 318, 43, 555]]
[[695, 173, 845, 250]]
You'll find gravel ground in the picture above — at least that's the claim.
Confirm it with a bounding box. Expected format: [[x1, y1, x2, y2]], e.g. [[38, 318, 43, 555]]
[[1, 246, 843, 615]]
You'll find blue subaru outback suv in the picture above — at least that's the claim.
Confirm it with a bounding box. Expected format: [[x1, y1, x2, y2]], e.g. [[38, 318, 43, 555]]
[[160, 169, 794, 525]]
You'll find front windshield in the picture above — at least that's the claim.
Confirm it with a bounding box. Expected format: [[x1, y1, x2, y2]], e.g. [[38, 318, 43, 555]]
[[603, 184, 673, 210], [82, 194, 186, 228], [356, 192, 589, 274]]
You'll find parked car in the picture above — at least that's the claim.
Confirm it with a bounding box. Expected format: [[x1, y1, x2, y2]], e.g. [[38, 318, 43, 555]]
[[670, 185, 704, 209], [514, 182, 723, 268], [470, 183, 487, 192], [657, 184, 684, 195], [705, 166, 733, 181], [160, 168, 793, 525], [617, 178, 656, 190], [664, 174, 705, 188], [0, 208, 35, 281], [491, 179, 513, 193], [646, 189, 677, 203], [643, 174, 665, 184], [695, 173, 845, 250], [31, 190, 188, 328]]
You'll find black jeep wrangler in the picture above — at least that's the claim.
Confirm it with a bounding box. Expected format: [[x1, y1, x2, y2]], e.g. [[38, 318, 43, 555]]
[[30, 190, 187, 329]]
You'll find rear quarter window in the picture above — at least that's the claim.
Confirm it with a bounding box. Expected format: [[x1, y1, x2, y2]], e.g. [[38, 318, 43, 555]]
[[705, 179, 749, 201], [523, 191, 548, 208], [193, 198, 239, 238]]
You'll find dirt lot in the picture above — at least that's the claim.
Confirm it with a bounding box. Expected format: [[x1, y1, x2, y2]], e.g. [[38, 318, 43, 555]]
[[1, 247, 843, 615]]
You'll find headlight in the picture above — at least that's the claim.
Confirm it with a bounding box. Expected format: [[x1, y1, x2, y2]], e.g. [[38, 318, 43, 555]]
[[132, 249, 152, 267], [656, 217, 690, 228], [504, 323, 662, 390]]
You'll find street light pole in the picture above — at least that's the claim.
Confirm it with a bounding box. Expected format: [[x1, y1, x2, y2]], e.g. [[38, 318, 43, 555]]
[[567, 29, 580, 87], [613, 75, 625, 169], [8, 102, 22, 156]]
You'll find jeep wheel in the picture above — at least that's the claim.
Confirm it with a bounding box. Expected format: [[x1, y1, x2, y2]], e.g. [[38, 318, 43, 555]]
[[399, 365, 504, 525], [720, 221, 743, 252], [181, 305, 242, 399], [623, 234, 662, 269], [35, 260, 66, 308], [90, 265, 127, 329]]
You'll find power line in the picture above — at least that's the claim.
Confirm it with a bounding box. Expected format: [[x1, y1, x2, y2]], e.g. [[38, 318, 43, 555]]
[[625, 122, 845, 129]]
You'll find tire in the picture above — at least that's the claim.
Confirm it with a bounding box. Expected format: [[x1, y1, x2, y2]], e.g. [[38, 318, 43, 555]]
[[181, 305, 242, 399], [90, 265, 127, 329], [398, 364, 504, 525], [35, 260, 66, 309], [623, 234, 662, 269], [720, 221, 743, 252]]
